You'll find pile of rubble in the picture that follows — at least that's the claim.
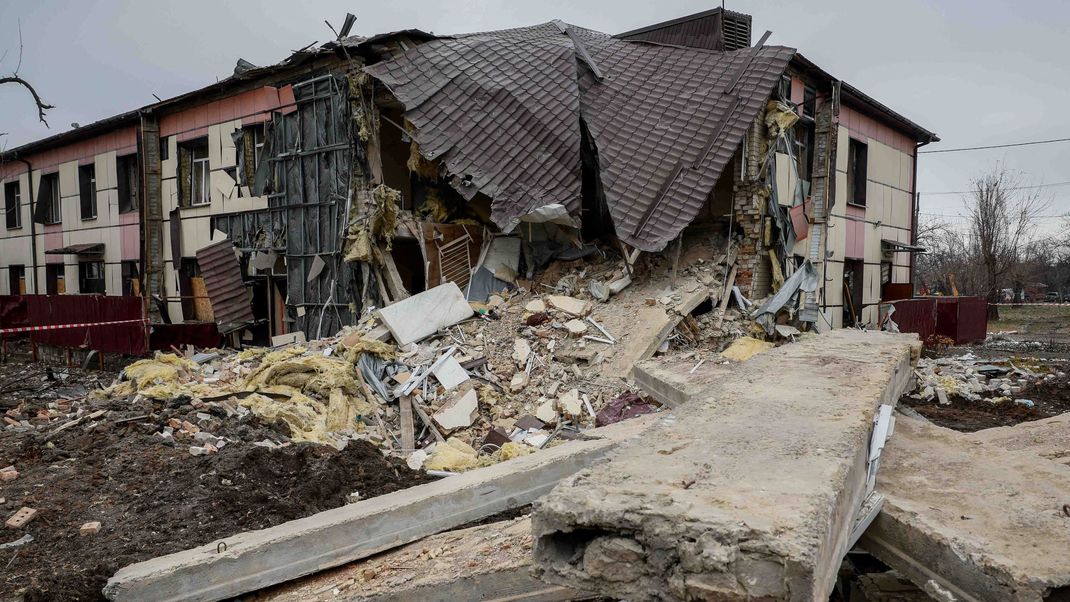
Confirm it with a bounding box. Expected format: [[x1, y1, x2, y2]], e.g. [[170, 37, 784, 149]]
[[44, 238, 814, 476], [909, 352, 1064, 407]]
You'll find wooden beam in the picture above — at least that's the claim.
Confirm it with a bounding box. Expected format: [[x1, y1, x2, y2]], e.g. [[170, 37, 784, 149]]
[[375, 242, 410, 302], [399, 395, 415, 451], [713, 264, 737, 330]]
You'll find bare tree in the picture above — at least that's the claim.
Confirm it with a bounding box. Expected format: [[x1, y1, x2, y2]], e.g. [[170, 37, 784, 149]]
[[965, 168, 1048, 317], [1, 21, 53, 127]]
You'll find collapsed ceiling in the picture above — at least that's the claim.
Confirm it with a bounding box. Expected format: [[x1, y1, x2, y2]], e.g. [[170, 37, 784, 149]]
[[365, 22, 794, 252]]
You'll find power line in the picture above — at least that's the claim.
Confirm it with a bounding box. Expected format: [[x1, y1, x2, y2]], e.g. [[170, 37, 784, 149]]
[[919, 180, 1070, 196], [918, 212, 1068, 220], [919, 136, 1070, 154]]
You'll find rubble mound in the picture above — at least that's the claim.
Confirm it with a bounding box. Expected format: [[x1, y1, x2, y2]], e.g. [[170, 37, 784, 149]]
[[1, 392, 430, 601]]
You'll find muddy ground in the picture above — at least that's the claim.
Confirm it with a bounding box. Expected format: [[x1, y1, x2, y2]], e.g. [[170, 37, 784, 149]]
[[0, 360, 432, 602]]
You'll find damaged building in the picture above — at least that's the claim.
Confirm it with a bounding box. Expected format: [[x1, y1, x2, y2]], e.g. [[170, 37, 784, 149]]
[[0, 7, 936, 345]]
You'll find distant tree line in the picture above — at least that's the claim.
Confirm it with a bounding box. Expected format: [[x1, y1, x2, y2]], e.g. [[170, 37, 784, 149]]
[[914, 168, 1069, 317]]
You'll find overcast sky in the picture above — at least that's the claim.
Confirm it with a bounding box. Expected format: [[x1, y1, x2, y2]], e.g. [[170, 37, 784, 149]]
[[2, 0, 1068, 232]]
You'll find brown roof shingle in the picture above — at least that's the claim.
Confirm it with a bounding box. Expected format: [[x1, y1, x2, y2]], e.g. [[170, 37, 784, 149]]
[[365, 22, 794, 251]]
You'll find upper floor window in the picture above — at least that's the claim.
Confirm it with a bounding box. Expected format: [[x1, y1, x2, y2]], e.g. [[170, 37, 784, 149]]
[[37, 173, 61, 225], [178, 138, 210, 208], [4, 181, 21, 229], [118, 154, 139, 214], [79, 164, 98, 220], [847, 138, 868, 207], [239, 124, 266, 190]]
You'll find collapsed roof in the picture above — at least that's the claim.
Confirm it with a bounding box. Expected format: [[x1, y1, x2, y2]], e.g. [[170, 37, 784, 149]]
[[365, 22, 795, 252]]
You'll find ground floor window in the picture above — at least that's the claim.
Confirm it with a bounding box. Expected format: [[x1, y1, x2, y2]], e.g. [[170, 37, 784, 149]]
[[78, 261, 106, 294], [8, 265, 25, 295], [122, 260, 140, 296], [46, 264, 65, 295]]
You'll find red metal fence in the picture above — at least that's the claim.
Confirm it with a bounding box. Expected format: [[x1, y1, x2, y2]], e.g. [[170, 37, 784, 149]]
[[0, 295, 221, 356], [885, 296, 988, 345]]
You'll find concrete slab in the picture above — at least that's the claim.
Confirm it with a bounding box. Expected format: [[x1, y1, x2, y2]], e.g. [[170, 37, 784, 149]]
[[375, 282, 473, 346], [604, 286, 708, 379], [966, 412, 1070, 468], [254, 517, 593, 602], [532, 330, 919, 601], [861, 415, 1070, 602], [104, 415, 656, 602], [631, 357, 732, 408]]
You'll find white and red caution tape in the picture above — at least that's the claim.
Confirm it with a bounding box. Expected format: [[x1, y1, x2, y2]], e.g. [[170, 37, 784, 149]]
[[0, 318, 147, 335]]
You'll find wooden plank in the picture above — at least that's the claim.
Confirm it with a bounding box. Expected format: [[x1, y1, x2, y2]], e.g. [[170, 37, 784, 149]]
[[375, 242, 410, 301], [399, 395, 415, 451], [713, 264, 737, 329], [103, 417, 657, 602]]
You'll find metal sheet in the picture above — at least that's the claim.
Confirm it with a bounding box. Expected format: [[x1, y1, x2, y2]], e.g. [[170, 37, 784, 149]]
[[44, 243, 104, 255], [195, 239, 254, 334]]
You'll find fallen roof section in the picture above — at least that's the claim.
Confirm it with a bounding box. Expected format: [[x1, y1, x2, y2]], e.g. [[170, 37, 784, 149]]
[[365, 22, 794, 252], [364, 23, 584, 231]]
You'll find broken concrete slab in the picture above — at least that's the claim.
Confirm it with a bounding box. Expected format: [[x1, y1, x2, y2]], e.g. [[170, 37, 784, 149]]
[[257, 517, 591, 602], [966, 412, 1070, 468], [512, 338, 532, 368], [431, 356, 469, 391], [375, 282, 473, 346], [860, 414, 1070, 602], [532, 330, 919, 601], [545, 295, 591, 317], [605, 286, 708, 378], [524, 299, 547, 313], [104, 416, 658, 602], [631, 358, 733, 408], [563, 319, 588, 337], [433, 387, 479, 431]]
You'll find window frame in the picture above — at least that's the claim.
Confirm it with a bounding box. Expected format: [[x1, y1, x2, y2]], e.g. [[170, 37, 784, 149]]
[[42, 173, 61, 225], [46, 263, 65, 295], [846, 138, 869, 208], [79, 163, 98, 221], [117, 154, 139, 214], [4, 180, 21, 229], [8, 264, 25, 295], [190, 140, 211, 207], [78, 260, 106, 295]]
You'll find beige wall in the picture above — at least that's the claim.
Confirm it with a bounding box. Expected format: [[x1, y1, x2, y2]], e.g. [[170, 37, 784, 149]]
[[0, 153, 132, 296], [822, 118, 916, 328], [160, 118, 271, 320]]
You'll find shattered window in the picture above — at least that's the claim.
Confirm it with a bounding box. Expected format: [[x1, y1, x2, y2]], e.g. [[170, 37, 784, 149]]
[[118, 154, 139, 214], [78, 260, 106, 294]]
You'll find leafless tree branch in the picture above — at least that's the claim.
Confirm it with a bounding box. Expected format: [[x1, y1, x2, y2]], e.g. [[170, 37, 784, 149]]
[[0, 75, 54, 126]]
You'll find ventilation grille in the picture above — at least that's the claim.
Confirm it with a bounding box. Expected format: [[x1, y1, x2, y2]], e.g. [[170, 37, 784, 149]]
[[722, 12, 752, 51]]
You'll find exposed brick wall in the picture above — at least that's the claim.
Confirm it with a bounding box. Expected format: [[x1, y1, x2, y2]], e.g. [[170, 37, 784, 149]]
[[732, 111, 769, 298]]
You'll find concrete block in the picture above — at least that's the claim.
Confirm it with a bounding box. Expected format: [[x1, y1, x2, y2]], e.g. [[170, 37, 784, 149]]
[[861, 415, 1070, 602], [375, 282, 473, 346], [103, 416, 656, 602], [532, 330, 920, 601]]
